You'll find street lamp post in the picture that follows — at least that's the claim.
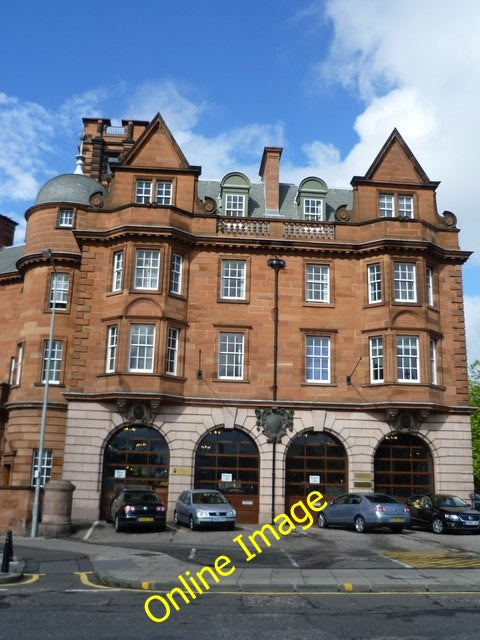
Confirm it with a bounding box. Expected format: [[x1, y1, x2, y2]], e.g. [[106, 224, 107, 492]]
[[267, 257, 286, 401], [31, 248, 57, 538]]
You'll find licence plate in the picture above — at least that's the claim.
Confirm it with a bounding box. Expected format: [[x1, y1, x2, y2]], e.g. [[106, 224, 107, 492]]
[[390, 517, 404, 522], [465, 521, 478, 525], [139, 517, 154, 522], [212, 517, 226, 522]]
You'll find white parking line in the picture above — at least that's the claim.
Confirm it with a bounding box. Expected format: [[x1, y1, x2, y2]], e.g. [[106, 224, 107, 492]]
[[281, 548, 300, 568], [189, 547, 196, 560], [83, 520, 101, 541]]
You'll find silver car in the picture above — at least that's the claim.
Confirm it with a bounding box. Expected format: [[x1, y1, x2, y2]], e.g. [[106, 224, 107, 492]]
[[318, 492, 410, 533], [174, 489, 236, 530]]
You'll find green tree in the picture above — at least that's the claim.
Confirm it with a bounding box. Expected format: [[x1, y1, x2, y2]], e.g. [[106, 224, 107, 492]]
[[469, 360, 480, 491]]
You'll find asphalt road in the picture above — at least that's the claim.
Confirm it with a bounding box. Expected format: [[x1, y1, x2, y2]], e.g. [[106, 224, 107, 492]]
[[69, 519, 480, 570]]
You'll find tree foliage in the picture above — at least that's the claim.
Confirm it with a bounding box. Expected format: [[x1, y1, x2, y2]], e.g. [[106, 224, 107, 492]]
[[469, 360, 480, 491]]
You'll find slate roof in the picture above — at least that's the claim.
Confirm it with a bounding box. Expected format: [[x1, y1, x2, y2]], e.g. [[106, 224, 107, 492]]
[[35, 174, 108, 205], [197, 180, 352, 220], [0, 244, 25, 275]]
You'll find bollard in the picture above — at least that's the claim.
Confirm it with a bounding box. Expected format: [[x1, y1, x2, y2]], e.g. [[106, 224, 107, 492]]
[[1, 530, 13, 573]]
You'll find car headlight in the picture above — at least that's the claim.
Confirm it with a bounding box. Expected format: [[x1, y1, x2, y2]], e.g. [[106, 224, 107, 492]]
[[196, 509, 209, 517], [227, 510, 236, 517], [444, 514, 460, 521]]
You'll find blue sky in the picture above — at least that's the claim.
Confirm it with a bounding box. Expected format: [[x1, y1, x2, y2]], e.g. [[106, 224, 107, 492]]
[[1, 0, 479, 363]]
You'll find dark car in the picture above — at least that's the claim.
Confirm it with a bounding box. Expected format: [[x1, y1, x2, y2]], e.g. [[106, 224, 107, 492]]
[[407, 493, 480, 534], [470, 493, 480, 510], [174, 489, 236, 530], [317, 492, 410, 533], [107, 488, 167, 532]]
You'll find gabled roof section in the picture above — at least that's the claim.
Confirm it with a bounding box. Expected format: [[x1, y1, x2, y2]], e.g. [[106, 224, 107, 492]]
[[353, 128, 439, 187], [120, 113, 191, 170]]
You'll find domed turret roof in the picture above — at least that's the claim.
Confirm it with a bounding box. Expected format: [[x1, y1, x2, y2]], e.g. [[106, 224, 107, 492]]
[[35, 174, 108, 205]]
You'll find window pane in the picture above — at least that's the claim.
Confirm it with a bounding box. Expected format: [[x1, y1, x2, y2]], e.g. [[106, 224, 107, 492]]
[[398, 195, 414, 218], [221, 260, 246, 299], [112, 251, 124, 292], [306, 336, 330, 382], [166, 327, 179, 375], [156, 181, 172, 205], [397, 336, 419, 382], [49, 273, 69, 309], [129, 325, 155, 372], [394, 262, 416, 302], [58, 209, 73, 227], [135, 180, 152, 204], [379, 194, 394, 217], [135, 249, 160, 289], [367, 263, 382, 303], [218, 332, 244, 378], [170, 254, 182, 294], [304, 199, 323, 221], [306, 264, 329, 302], [106, 325, 118, 373], [369, 336, 384, 383], [42, 340, 63, 384], [31, 449, 53, 487], [225, 194, 245, 217]]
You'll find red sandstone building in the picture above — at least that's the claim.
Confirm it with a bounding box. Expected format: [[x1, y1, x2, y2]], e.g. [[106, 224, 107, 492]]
[[0, 113, 473, 531]]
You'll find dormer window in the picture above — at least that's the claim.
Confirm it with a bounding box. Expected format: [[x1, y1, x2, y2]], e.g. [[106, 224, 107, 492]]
[[379, 193, 414, 219], [220, 173, 250, 217], [135, 179, 173, 205], [297, 177, 328, 221]]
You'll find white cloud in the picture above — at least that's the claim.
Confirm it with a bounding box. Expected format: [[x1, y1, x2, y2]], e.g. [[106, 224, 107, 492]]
[[289, 0, 480, 258], [465, 296, 480, 365]]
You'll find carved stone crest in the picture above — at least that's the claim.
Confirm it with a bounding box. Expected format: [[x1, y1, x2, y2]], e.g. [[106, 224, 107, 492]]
[[255, 407, 294, 443]]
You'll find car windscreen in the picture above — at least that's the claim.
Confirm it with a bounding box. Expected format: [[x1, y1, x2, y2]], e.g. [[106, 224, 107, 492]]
[[193, 492, 227, 504], [364, 495, 399, 504], [433, 496, 468, 508]]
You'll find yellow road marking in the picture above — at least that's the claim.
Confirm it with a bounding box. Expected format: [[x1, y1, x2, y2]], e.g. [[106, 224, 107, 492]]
[[342, 582, 354, 592], [380, 550, 480, 568], [0, 573, 43, 586]]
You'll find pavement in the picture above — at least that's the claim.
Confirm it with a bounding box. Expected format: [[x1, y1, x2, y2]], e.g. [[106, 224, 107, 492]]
[[4, 533, 480, 593]]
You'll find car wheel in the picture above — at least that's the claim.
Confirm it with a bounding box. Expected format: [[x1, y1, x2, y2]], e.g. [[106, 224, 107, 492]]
[[173, 510, 180, 526], [354, 515, 368, 533], [432, 517, 445, 534], [114, 516, 123, 533], [318, 513, 328, 529], [390, 526, 403, 533], [189, 515, 196, 530]]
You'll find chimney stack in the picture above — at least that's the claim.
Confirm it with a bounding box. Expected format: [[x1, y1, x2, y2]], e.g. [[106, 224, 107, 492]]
[[0, 214, 17, 248], [259, 147, 282, 216]]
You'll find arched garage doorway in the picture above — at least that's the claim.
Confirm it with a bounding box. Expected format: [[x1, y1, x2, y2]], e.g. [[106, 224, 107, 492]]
[[374, 433, 434, 500], [194, 428, 259, 523], [285, 431, 348, 513], [100, 425, 170, 518]]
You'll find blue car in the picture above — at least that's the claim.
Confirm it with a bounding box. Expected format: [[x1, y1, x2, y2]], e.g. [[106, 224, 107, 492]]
[[317, 492, 410, 533]]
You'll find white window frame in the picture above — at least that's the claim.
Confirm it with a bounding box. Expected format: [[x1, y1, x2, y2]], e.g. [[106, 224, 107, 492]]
[[398, 194, 414, 219], [166, 327, 179, 376], [306, 264, 329, 303], [225, 194, 246, 217], [41, 339, 63, 384], [426, 267, 434, 306], [135, 180, 152, 204], [49, 272, 69, 309], [220, 260, 246, 300], [156, 181, 173, 205], [367, 263, 382, 303], [57, 208, 74, 228], [303, 198, 324, 221], [218, 332, 244, 379], [106, 325, 118, 373], [128, 324, 155, 373], [369, 336, 384, 383], [134, 249, 160, 290], [305, 335, 330, 383], [169, 254, 183, 295], [394, 262, 417, 302], [15, 342, 23, 385], [379, 194, 394, 218], [112, 251, 124, 292], [31, 449, 53, 488], [430, 338, 438, 385], [396, 335, 420, 383]]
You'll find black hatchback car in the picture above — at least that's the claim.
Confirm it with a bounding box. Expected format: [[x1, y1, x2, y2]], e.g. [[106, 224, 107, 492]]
[[106, 488, 167, 532], [407, 493, 480, 534]]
